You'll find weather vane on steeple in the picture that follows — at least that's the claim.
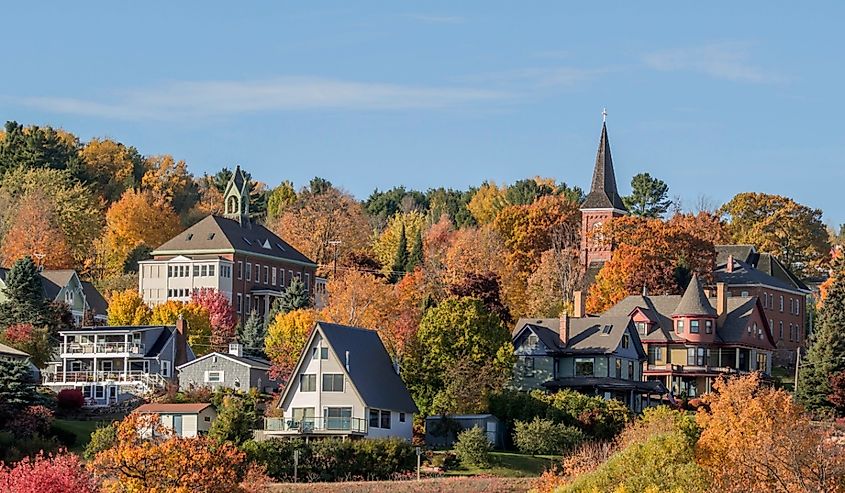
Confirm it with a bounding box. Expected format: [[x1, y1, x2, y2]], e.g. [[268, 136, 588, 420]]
[[602, 107, 607, 123]]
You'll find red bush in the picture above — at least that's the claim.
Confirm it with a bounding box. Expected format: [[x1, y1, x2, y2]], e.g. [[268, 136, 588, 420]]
[[2, 323, 34, 345], [7, 405, 54, 437], [56, 389, 85, 410], [0, 452, 99, 493]]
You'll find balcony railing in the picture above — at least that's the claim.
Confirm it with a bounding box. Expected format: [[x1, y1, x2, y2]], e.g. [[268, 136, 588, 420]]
[[645, 363, 758, 374], [264, 416, 367, 434], [43, 370, 165, 386], [61, 342, 145, 355]]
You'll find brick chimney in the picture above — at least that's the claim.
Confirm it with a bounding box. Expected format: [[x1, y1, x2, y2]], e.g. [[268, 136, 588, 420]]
[[573, 290, 585, 318], [726, 254, 734, 273], [559, 312, 570, 346], [175, 314, 189, 366], [716, 282, 727, 317]]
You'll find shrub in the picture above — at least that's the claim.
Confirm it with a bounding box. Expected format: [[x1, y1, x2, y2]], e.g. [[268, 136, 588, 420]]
[[427, 451, 459, 471], [7, 405, 54, 438], [49, 425, 76, 449], [0, 452, 99, 493], [56, 389, 84, 411], [513, 417, 584, 455], [453, 426, 492, 468], [83, 422, 117, 460]]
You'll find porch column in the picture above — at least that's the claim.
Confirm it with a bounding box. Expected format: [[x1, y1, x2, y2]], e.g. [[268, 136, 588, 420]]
[[124, 334, 129, 380], [735, 349, 740, 369], [93, 356, 98, 382], [62, 334, 68, 383], [264, 295, 271, 316]]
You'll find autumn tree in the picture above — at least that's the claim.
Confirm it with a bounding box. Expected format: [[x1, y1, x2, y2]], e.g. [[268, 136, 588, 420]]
[[1, 323, 53, 368], [403, 297, 514, 415], [424, 187, 476, 227], [697, 374, 845, 493], [720, 192, 830, 277], [150, 300, 213, 356], [98, 189, 181, 277], [0, 452, 99, 493], [80, 137, 144, 203], [266, 180, 297, 221], [372, 210, 426, 275], [271, 186, 370, 276], [264, 309, 317, 381], [505, 177, 555, 206], [467, 181, 507, 225], [587, 216, 716, 313], [106, 289, 151, 326], [623, 172, 671, 218], [191, 288, 237, 352], [406, 228, 424, 272], [797, 253, 845, 412], [667, 211, 731, 246], [0, 121, 83, 180], [1, 190, 73, 269], [141, 154, 199, 215], [90, 412, 249, 493]]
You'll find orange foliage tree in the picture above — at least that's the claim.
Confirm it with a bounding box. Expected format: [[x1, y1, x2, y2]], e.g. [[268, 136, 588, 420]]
[[696, 373, 845, 493], [106, 289, 152, 326], [150, 300, 212, 356], [80, 137, 142, 203], [1, 190, 73, 269], [90, 412, 253, 493], [587, 216, 716, 313]]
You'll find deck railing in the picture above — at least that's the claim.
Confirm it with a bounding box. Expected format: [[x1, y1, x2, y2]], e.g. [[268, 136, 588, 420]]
[[61, 342, 145, 355], [264, 416, 367, 434]]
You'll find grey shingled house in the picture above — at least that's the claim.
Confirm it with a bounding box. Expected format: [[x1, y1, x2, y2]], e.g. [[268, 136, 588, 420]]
[[176, 343, 276, 393]]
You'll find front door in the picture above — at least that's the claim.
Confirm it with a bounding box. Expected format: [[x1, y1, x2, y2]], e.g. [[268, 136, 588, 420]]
[[173, 415, 183, 436], [108, 386, 118, 403]]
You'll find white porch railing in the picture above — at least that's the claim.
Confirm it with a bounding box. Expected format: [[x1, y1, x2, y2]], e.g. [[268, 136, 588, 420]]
[[61, 342, 145, 355], [43, 370, 166, 388]]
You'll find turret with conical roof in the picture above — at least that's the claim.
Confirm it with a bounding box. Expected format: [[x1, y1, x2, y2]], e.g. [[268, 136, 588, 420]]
[[673, 275, 717, 317], [671, 274, 717, 343]]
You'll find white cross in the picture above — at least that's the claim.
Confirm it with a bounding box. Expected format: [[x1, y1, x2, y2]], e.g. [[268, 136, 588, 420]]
[[602, 108, 607, 123]]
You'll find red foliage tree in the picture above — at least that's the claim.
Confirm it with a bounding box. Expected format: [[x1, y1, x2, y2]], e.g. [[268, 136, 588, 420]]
[[2, 323, 34, 345], [0, 452, 99, 493], [190, 288, 237, 352], [56, 389, 85, 411], [829, 371, 845, 415]]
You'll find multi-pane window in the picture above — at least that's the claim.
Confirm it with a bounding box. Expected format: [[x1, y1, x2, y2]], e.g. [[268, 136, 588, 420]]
[[246, 263, 252, 281], [627, 361, 634, 380], [369, 409, 380, 428], [380, 410, 391, 429], [756, 353, 767, 371], [687, 347, 707, 366], [292, 407, 315, 425], [205, 371, 223, 383], [705, 320, 713, 334], [676, 320, 684, 334], [621, 335, 630, 348], [574, 358, 595, 377], [523, 356, 534, 377], [264, 266, 269, 284], [779, 321, 784, 339], [615, 358, 622, 378], [299, 374, 316, 392], [690, 320, 700, 333], [272, 268, 277, 286], [193, 265, 200, 276], [237, 261, 243, 279], [237, 294, 243, 314], [209, 265, 215, 276], [647, 346, 663, 365], [322, 374, 344, 392], [779, 295, 784, 312]]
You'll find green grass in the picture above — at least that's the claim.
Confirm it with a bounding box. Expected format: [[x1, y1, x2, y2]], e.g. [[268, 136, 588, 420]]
[[771, 365, 796, 392], [443, 451, 557, 478], [53, 419, 104, 454]]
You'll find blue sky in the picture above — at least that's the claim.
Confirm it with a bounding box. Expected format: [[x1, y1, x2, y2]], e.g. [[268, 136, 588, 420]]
[[3, 2, 844, 225]]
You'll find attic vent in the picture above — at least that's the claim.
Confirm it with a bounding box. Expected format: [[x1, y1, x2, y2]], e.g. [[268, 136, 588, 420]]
[[207, 233, 215, 240], [601, 324, 613, 335], [262, 239, 271, 250], [186, 234, 193, 241], [243, 237, 252, 245], [276, 243, 286, 251]]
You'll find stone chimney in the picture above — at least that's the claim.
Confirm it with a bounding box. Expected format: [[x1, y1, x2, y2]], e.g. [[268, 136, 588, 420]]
[[559, 312, 570, 346], [228, 342, 243, 358], [716, 282, 727, 317], [175, 314, 189, 366], [573, 290, 585, 319], [726, 254, 734, 273]]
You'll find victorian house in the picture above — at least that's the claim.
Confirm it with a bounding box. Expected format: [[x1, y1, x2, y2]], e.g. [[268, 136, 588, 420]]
[[0, 268, 108, 326], [600, 275, 776, 398], [138, 166, 325, 319]]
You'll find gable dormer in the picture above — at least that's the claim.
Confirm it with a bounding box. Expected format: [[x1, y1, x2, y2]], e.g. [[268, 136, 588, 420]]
[[629, 307, 658, 337]]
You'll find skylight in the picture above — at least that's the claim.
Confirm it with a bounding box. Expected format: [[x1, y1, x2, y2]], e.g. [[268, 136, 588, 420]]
[[601, 324, 613, 335], [276, 243, 286, 251], [186, 234, 193, 241], [207, 233, 215, 240]]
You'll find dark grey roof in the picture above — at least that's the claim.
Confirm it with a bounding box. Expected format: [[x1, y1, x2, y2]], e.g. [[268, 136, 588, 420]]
[[718, 297, 775, 347], [177, 351, 271, 370], [39, 270, 76, 300], [232, 165, 247, 192], [581, 122, 627, 211], [672, 275, 717, 317], [715, 245, 756, 265], [715, 245, 809, 292], [514, 316, 645, 358], [715, 259, 806, 293], [81, 281, 108, 316], [153, 215, 315, 265], [542, 376, 667, 394], [318, 322, 418, 413], [145, 327, 175, 357]]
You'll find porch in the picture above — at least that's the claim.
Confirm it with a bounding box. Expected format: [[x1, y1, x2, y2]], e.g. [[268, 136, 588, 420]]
[[256, 416, 367, 440]]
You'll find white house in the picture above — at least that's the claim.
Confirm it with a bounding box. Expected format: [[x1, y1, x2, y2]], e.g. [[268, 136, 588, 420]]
[[135, 403, 217, 437], [259, 322, 418, 441]]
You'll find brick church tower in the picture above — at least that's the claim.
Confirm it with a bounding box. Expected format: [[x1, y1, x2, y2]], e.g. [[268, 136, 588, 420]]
[[580, 115, 628, 274]]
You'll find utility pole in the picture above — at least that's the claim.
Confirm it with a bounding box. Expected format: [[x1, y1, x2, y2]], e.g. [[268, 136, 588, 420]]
[[328, 240, 341, 276], [794, 348, 801, 392]]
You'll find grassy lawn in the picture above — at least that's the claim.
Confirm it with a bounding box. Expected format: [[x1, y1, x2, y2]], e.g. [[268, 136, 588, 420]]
[[271, 477, 534, 493], [443, 451, 557, 478], [53, 419, 104, 454], [771, 366, 796, 392]]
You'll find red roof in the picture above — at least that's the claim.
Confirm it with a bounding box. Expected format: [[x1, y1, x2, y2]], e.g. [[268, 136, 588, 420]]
[[135, 403, 213, 414]]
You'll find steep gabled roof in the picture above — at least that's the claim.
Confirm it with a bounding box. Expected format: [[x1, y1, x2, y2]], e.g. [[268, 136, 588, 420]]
[[514, 316, 644, 358], [581, 122, 627, 211], [715, 245, 809, 292], [672, 275, 717, 317], [81, 281, 108, 316], [715, 258, 806, 294], [153, 215, 315, 265]]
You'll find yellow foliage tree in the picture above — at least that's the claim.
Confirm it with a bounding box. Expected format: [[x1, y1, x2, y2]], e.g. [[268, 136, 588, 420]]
[[80, 137, 140, 203], [265, 308, 318, 381], [141, 154, 198, 213], [371, 210, 428, 273], [1, 190, 74, 269], [467, 181, 507, 225], [696, 373, 845, 493], [151, 300, 213, 356], [107, 289, 152, 326]]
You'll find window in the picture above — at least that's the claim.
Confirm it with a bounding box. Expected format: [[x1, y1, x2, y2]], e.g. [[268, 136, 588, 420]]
[[369, 409, 380, 428], [574, 358, 595, 377], [322, 374, 344, 392], [272, 268, 277, 286], [788, 323, 793, 341], [795, 325, 801, 342], [756, 352, 768, 371], [321, 347, 329, 359], [237, 294, 243, 314], [101, 360, 113, 372], [160, 361, 171, 378], [795, 298, 800, 315], [193, 265, 200, 276], [779, 321, 784, 339], [615, 358, 622, 378], [205, 371, 223, 383], [622, 334, 630, 348], [779, 295, 784, 312], [601, 324, 612, 335], [95, 386, 105, 399], [741, 291, 749, 298], [523, 356, 534, 377], [246, 263, 252, 281], [279, 269, 285, 286], [207, 233, 215, 240], [70, 361, 82, 371], [299, 374, 316, 392], [676, 320, 684, 334], [636, 322, 647, 334], [399, 412, 406, 423], [647, 346, 663, 365], [305, 273, 310, 292], [292, 407, 315, 425], [628, 361, 634, 380], [288, 270, 293, 286], [237, 261, 243, 279], [312, 347, 318, 360], [687, 347, 707, 366], [526, 334, 539, 348], [246, 295, 251, 312], [209, 265, 215, 277], [324, 407, 352, 430], [264, 266, 269, 284], [705, 320, 713, 334], [380, 410, 391, 429], [200, 265, 207, 276], [690, 320, 700, 333]]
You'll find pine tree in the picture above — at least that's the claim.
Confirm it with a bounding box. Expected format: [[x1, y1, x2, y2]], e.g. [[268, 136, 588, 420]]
[[238, 310, 265, 357], [278, 277, 311, 314], [0, 256, 50, 329], [797, 255, 845, 412], [390, 223, 409, 283], [406, 228, 424, 272], [0, 359, 36, 418]]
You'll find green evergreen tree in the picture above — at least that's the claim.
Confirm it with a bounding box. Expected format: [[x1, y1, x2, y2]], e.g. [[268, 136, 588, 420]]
[[0, 256, 50, 329], [406, 229, 424, 272], [208, 393, 258, 445], [238, 310, 266, 357], [623, 172, 671, 218], [797, 254, 845, 412], [278, 277, 312, 313], [0, 359, 36, 418], [390, 224, 409, 283]]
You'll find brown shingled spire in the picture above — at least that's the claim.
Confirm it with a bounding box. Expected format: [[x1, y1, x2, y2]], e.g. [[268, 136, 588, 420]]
[[581, 120, 628, 211]]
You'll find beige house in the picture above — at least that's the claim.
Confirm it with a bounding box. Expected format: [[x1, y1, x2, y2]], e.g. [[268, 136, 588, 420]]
[[135, 403, 217, 437]]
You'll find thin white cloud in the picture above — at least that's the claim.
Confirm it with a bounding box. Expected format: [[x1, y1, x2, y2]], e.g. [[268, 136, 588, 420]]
[[15, 77, 509, 121], [643, 42, 785, 84], [465, 66, 614, 88]]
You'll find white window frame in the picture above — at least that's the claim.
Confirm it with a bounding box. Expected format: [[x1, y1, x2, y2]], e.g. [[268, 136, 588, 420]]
[[322, 373, 344, 392], [160, 360, 171, 378], [238, 261, 243, 280], [237, 293, 243, 314], [272, 267, 277, 286], [246, 263, 252, 281], [204, 370, 224, 383]]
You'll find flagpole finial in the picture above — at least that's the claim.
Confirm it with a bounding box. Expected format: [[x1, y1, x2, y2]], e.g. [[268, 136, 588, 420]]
[[602, 108, 607, 123]]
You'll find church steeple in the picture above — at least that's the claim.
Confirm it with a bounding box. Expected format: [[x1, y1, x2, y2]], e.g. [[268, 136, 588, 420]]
[[581, 118, 627, 212], [223, 165, 250, 226]]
